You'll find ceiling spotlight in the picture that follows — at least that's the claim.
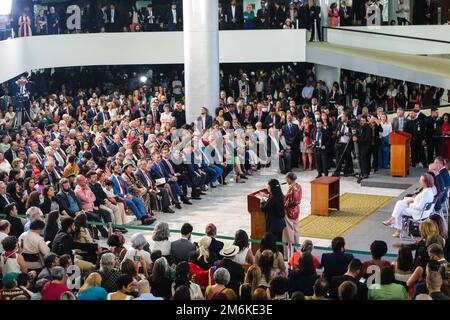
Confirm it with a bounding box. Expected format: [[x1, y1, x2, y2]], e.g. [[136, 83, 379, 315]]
[[140, 76, 148, 83], [0, 0, 12, 15]]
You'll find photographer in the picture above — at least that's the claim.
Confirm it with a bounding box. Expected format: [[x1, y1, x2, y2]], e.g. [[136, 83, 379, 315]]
[[333, 112, 354, 177], [353, 116, 372, 181]]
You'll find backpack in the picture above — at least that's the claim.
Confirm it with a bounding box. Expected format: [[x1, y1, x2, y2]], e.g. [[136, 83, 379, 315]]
[[188, 262, 216, 294]]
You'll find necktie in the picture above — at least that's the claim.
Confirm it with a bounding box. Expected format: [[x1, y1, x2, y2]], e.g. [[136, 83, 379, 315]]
[[35, 152, 42, 163], [143, 171, 153, 189], [3, 195, 10, 204], [165, 159, 175, 175], [117, 176, 126, 195], [158, 164, 164, 176]]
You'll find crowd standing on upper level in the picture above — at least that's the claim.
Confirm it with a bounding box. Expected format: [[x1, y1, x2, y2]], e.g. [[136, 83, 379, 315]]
[[0, 0, 446, 41]]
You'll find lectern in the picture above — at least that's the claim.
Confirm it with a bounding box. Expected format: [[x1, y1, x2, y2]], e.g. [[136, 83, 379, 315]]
[[311, 177, 340, 216], [248, 189, 268, 254], [389, 131, 412, 177]]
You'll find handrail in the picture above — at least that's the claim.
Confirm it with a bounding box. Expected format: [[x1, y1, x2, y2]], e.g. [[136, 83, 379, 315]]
[[323, 26, 450, 45], [0, 213, 398, 258]]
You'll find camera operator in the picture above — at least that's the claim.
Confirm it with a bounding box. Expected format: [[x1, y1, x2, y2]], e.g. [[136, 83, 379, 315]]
[[353, 115, 372, 181], [332, 111, 354, 177]]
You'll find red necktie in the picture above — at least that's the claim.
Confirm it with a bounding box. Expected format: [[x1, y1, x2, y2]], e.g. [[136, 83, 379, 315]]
[[117, 175, 126, 195], [144, 172, 153, 189], [165, 159, 175, 175]]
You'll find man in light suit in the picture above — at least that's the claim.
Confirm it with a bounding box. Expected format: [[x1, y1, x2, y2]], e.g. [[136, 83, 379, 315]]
[[170, 223, 198, 263], [196, 107, 213, 131], [392, 107, 408, 132]]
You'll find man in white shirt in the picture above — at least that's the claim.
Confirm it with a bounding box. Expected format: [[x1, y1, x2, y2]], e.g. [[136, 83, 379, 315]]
[[0, 220, 10, 253], [302, 83, 314, 102], [167, 3, 180, 31]]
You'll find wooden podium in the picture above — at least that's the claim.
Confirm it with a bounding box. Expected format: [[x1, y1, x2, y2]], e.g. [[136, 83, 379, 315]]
[[311, 177, 340, 216], [248, 189, 269, 254], [389, 131, 412, 177]]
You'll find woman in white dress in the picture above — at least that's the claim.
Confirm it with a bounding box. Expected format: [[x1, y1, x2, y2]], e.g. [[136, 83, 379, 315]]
[[382, 174, 435, 237]]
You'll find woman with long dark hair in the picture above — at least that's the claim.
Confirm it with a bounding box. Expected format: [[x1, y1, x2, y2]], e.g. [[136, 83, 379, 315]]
[[260, 179, 286, 254], [7, 181, 26, 215], [44, 210, 60, 245], [39, 186, 59, 215], [171, 261, 204, 300], [288, 252, 319, 296]]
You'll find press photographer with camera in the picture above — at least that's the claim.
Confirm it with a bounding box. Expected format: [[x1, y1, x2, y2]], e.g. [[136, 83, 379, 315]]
[[332, 111, 354, 177]]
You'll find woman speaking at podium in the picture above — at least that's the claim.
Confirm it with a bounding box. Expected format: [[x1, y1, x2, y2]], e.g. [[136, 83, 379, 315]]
[[260, 179, 286, 254]]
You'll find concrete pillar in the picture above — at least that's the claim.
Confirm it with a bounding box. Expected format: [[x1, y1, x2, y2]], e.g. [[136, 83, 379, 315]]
[[183, 0, 220, 124]]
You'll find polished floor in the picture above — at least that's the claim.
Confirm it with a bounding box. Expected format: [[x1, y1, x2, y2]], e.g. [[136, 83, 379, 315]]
[[108, 167, 409, 254]]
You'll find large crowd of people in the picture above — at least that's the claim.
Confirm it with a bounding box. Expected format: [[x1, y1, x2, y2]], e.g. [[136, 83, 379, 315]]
[[0, 57, 448, 300]]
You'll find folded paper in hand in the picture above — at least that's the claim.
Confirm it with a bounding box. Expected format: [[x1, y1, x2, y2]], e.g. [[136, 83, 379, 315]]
[[155, 178, 166, 186]]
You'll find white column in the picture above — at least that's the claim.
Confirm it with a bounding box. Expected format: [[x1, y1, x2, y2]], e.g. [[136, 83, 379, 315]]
[[183, 0, 220, 124]]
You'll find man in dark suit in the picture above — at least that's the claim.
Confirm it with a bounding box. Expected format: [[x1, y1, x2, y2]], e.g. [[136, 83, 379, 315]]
[[4, 142, 19, 164], [107, 134, 122, 157], [97, 4, 108, 32], [106, 3, 121, 32], [309, 0, 321, 41], [135, 159, 174, 214], [0, 182, 16, 214], [321, 237, 354, 281], [143, 3, 158, 31], [256, 0, 270, 29], [170, 223, 198, 263], [91, 136, 109, 163], [350, 98, 362, 119], [196, 107, 213, 131], [86, 104, 99, 125], [405, 109, 426, 167], [354, 116, 372, 180], [264, 111, 281, 129], [151, 153, 185, 209], [214, 244, 245, 294], [297, 0, 310, 29], [226, 0, 243, 30], [252, 103, 267, 127], [424, 0, 436, 25], [368, 115, 383, 174], [282, 115, 300, 168], [435, 157, 450, 189], [329, 259, 368, 300], [160, 148, 192, 204], [166, 3, 182, 31], [339, 1, 353, 26], [96, 106, 111, 123], [392, 107, 408, 132], [312, 120, 330, 178], [425, 108, 442, 164]]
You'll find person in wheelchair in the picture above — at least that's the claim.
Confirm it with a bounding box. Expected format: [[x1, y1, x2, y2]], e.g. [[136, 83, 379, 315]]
[[382, 174, 435, 238]]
